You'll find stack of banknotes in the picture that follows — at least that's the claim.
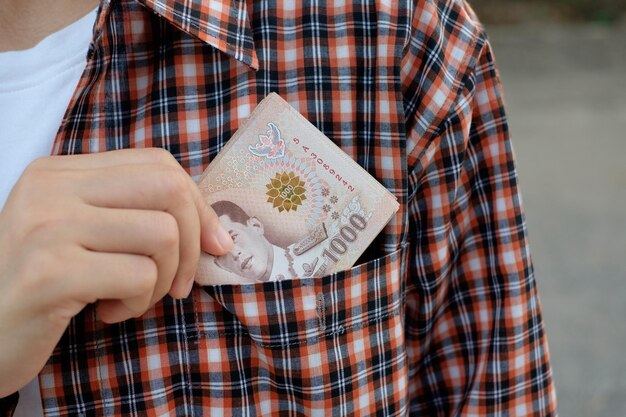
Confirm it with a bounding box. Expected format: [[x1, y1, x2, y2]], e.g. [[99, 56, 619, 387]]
[[195, 93, 398, 285]]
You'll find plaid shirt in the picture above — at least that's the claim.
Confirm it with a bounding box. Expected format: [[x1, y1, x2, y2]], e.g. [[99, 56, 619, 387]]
[[3, 0, 557, 415]]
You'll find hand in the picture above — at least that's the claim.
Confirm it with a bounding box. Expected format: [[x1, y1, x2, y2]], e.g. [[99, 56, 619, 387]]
[[0, 148, 233, 396]]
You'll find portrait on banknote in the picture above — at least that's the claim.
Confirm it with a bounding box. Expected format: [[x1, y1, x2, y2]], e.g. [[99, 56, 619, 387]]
[[210, 198, 330, 282]]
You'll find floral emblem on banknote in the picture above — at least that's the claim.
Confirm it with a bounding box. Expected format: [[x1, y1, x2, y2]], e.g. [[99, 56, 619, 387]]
[[248, 122, 285, 159], [265, 171, 307, 212]]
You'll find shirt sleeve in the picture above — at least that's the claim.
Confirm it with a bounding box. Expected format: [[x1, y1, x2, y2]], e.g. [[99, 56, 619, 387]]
[[401, 11, 558, 416]]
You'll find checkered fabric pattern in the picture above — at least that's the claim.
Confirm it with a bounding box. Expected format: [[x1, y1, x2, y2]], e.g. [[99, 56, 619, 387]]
[[3, 0, 557, 415]]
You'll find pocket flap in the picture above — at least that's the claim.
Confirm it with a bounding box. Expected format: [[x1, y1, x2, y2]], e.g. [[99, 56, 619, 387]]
[[199, 245, 406, 348]]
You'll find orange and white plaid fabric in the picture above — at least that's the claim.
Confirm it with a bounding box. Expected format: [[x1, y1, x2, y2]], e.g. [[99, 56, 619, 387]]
[[3, 0, 557, 415]]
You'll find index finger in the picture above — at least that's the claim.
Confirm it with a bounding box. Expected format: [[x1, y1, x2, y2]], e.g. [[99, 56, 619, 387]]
[[45, 148, 234, 257], [35, 148, 182, 170]]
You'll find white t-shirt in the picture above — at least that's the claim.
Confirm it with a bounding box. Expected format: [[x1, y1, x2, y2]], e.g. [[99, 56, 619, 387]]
[[0, 8, 97, 416]]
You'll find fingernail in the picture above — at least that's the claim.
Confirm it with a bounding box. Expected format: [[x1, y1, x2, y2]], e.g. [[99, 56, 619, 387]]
[[215, 223, 234, 252]]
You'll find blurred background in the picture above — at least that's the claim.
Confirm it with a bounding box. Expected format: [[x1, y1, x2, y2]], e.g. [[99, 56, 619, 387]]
[[468, 1, 626, 416]]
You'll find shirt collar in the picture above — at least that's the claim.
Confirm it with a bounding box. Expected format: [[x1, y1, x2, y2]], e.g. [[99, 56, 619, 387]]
[[136, 0, 259, 70]]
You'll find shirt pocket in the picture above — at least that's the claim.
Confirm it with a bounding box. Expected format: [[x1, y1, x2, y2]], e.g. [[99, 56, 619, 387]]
[[190, 244, 408, 416]]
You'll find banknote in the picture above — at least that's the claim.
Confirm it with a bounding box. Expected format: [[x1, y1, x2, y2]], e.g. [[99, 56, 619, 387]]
[[195, 93, 399, 284]]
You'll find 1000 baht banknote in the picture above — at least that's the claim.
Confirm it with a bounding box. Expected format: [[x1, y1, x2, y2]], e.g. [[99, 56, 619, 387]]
[[195, 93, 398, 284]]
